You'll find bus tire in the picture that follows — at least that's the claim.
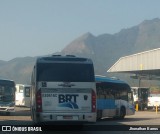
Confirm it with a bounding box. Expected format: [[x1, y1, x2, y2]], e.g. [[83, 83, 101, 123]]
[[119, 107, 126, 119]]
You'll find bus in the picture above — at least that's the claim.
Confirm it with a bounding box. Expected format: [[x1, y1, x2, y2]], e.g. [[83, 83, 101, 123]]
[[30, 55, 96, 123], [15, 84, 31, 107], [96, 76, 135, 119], [0, 79, 15, 115]]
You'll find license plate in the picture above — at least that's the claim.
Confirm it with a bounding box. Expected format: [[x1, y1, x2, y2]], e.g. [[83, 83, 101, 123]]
[[63, 115, 73, 119], [57, 115, 78, 120]]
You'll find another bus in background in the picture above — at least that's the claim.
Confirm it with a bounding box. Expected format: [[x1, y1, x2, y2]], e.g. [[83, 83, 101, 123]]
[[96, 76, 135, 120], [0, 79, 15, 115], [15, 84, 31, 107]]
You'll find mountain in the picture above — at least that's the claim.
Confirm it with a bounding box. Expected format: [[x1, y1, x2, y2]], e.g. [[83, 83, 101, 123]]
[[0, 57, 36, 84], [134, 18, 160, 52], [1, 18, 160, 84], [62, 18, 160, 75]]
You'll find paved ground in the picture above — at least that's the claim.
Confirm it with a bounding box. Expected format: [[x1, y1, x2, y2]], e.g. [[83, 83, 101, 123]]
[[11, 106, 30, 116], [0, 110, 159, 133]]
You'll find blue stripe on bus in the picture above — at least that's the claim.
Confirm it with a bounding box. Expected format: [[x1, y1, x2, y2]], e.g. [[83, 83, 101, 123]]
[[97, 99, 116, 110]]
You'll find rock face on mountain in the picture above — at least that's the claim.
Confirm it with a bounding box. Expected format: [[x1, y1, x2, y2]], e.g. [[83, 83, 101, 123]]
[[1, 18, 160, 84], [62, 18, 160, 75]]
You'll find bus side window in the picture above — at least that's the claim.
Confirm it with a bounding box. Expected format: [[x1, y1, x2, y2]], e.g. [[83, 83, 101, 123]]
[[105, 91, 110, 99], [109, 92, 114, 99], [97, 86, 101, 99], [120, 89, 128, 101], [128, 92, 134, 104], [115, 92, 120, 99], [105, 89, 114, 99], [0, 86, 3, 95]]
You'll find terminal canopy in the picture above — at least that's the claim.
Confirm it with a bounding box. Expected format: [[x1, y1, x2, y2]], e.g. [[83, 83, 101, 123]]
[[107, 48, 160, 79]]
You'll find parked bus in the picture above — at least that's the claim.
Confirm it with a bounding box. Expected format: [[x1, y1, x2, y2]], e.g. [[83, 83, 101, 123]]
[[96, 76, 135, 119], [30, 55, 96, 123], [0, 79, 15, 115], [15, 84, 31, 107]]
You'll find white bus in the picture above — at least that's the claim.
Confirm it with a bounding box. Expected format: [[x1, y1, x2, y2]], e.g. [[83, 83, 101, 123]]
[[15, 84, 31, 107], [96, 76, 135, 119], [0, 79, 15, 115], [30, 55, 96, 123]]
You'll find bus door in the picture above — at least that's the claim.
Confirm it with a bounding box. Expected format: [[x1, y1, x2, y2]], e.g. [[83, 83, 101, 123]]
[[115, 88, 129, 117], [127, 91, 135, 115], [114, 90, 121, 116], [105, 89, 116, 117]]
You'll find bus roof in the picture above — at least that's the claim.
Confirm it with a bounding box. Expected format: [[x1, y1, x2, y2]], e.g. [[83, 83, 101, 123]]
[[36, 55, 93, 64], [0, 78, 14, 82], [131, 87, 149, 89], [95, 76, 127, 84], [0, 79, 15, 86]]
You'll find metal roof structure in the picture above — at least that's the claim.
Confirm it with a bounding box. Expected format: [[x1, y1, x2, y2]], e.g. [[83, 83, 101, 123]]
[[107, 48, 160, 78]]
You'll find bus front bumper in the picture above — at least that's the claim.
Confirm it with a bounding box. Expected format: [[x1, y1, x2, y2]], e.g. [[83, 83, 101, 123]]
[[0, 107, 15, 112]]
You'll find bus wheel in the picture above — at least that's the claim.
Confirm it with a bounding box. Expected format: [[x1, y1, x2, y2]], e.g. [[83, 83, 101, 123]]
[[119, 107, 126, 119]]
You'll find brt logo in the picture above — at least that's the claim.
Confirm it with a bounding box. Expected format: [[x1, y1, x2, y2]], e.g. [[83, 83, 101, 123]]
[[59, 94, 79, 103], [58, 94, 79, 109]]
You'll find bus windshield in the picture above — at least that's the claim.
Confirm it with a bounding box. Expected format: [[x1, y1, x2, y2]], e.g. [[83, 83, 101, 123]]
[[0, 85, 15, 102], [37, 63, 94, 82]]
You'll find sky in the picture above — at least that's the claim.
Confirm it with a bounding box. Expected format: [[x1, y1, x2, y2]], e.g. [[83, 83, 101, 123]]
[[0, 0, 160, 61]]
